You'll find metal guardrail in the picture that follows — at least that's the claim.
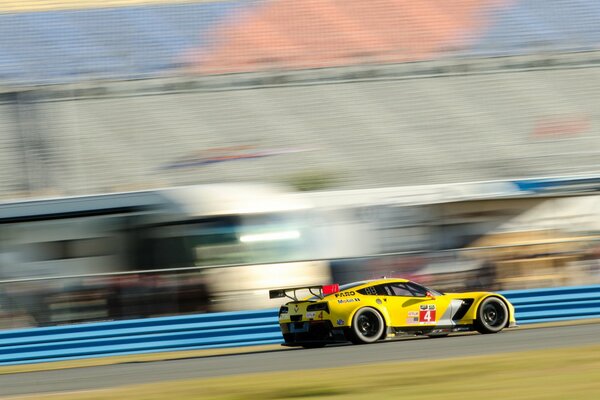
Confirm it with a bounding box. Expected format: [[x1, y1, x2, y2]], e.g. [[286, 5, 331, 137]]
[[1, 285, 599, 366], [501, 284, 600, 324], [0, 309, 282, 366]]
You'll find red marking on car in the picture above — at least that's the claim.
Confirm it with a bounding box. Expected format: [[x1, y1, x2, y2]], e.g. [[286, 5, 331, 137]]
[[323, 284, 340, 295]]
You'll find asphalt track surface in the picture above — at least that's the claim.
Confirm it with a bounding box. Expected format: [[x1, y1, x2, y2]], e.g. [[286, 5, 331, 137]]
[[1, 323, 599, 397]]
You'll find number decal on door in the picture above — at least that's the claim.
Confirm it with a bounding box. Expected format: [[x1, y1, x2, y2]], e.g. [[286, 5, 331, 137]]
[[419, 305, 436, 324]]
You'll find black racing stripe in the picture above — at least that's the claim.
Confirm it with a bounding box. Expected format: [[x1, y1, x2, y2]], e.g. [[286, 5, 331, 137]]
[[452, 299, 475, 321]]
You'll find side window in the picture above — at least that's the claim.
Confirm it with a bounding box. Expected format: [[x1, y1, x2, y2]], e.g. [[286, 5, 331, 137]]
[[359, 285, 392, 296], [406, 282, 428, 297], [359, 284, 416, 297], [376, 285, 393, 296], [358, 286, 378, 296], [389, 283, 414, 297]]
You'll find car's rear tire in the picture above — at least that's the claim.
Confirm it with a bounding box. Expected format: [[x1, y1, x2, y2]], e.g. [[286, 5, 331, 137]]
[[349, 307, 385, 344], [475, 297, 509, 334]]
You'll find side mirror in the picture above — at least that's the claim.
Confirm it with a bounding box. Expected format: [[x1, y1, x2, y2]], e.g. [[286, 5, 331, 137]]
[[426, 291, 436, 300]]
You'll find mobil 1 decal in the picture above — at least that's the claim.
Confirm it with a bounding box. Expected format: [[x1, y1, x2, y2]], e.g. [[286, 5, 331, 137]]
[[419, 304, 436, 324]]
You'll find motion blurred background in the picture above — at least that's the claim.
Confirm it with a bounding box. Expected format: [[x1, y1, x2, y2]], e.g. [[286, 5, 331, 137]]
[[1, 0, 600, 329]]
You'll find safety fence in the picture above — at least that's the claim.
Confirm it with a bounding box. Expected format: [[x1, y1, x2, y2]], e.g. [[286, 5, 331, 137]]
[[1, 285, 599, 366], [0, 309, 282, 366], [501, 284, 600, 324]]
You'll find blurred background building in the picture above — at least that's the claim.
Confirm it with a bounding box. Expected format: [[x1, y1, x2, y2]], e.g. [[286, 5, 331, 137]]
[[1, 0, 600, 328]]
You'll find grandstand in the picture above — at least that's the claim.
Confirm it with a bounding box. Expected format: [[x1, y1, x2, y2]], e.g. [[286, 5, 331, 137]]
[[0, 1, 257, 84], [0, 1, 600, 82], [0, 1, 600, 197], [1, 63, 600, 197]]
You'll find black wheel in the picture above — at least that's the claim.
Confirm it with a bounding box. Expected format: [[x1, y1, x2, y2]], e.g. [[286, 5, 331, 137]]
[[349, 307, 385, 344], [475, 297, 509, 334]]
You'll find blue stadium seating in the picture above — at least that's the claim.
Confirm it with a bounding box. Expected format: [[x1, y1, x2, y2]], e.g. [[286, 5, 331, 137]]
[[473, 0, 600, 56], [0, 1, 255, 84], [1, 0, 600, 84]]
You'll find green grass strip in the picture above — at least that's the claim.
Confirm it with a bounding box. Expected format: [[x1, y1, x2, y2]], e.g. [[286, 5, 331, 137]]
[[10, 344, 600, 400]]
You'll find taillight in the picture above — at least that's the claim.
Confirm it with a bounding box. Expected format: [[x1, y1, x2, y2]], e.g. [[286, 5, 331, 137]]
[[279, 306, 289, 316]]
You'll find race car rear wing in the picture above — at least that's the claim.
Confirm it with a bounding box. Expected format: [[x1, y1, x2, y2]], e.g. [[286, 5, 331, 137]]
[[269, 284, 339, 301]]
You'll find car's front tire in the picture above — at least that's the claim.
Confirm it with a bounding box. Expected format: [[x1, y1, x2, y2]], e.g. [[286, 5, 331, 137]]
[[475, 297, 509, 334], [349, 307, 385, 344]]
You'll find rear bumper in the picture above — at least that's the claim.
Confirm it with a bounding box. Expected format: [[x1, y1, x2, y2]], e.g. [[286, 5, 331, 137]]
[[280, 320, 347, 345]]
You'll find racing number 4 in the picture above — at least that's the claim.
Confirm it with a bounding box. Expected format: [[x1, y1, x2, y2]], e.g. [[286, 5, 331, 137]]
[[419, 309, 436, 323]]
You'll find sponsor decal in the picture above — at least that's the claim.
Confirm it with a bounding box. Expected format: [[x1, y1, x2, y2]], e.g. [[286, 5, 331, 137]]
[[335, 291, 356, 298], [306, 312, 316, 319], [317, 311, 324, 320], [294, 305, 299, 313], [420, 304, 428, 310], [336, 319, 345, 326], [408, 311, 419, 317], [419, 307, 436, 324], [337, 298, 360, 304], [406, 317, 418, 325]]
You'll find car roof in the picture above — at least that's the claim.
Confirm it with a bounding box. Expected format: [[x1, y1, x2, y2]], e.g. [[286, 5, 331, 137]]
[[339, 277, 410, 290]]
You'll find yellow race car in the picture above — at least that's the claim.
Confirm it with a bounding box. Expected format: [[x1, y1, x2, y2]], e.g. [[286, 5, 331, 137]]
[[269, 278, 517, 348]]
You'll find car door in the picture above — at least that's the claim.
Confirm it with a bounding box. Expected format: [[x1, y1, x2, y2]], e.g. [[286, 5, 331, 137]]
[[355, 283, 406, 326], [375, 282, 452, 328]]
